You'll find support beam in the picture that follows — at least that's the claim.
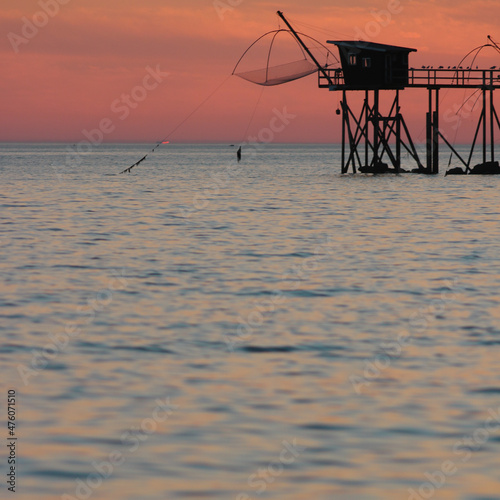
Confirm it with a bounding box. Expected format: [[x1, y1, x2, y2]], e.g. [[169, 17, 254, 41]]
[[365, 90, 369, 167], [373, 90, 379, 166], [438, 131, 468, 168], [401, 116, 424, 170], [341, 91, 346, 173], [426, 111, 432, 173], [483, 88, 487, 165], [433, 88, 439, 174], [426, 89, 432, 173], [490, 89, 495, 163], [466, 108, 484, 172], [396, 90, 401, 173]]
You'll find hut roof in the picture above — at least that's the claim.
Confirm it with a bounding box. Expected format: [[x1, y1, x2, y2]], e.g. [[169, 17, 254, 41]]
[[327, 41, 416, 53]]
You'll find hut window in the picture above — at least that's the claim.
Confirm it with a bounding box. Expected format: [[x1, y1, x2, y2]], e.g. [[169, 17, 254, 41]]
[[349, 54, 357, 66], [362, 57, 371, 68]]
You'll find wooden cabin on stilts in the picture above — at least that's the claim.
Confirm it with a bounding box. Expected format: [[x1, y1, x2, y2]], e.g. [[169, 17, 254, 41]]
[[277, 11, 500, 175]]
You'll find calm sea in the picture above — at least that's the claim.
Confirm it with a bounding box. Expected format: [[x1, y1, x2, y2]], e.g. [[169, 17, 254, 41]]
[[1, 142, 500, 500]]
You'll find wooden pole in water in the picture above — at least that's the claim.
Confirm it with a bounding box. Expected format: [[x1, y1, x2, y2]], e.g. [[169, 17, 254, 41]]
[[426, 89, 432, 173], [396, 90, 401, 172], [373, 89, 379, 166], [365, 90, 369, 168], [342, 91, 346, 173], [483, 81, 487, 165], [433, 88, 439, 174], [490, 85, 495, 163]]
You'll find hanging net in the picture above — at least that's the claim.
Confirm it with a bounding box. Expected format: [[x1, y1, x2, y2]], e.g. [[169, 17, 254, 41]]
[[236, 59, 318, 86], [233, 29, 339, 86]]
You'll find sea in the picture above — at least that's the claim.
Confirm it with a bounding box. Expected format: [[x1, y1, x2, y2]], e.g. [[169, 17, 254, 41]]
[[1, 142, 500, 500]]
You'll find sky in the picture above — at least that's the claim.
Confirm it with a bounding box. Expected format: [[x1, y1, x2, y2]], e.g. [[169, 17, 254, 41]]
[[1, 0, 500, 143]]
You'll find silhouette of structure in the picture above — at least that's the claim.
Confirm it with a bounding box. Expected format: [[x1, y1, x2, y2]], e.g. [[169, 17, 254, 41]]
[[278, 11, 500, 175]]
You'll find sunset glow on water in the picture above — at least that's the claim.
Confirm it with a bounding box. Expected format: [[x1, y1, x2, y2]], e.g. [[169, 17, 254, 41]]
[[2, 143, 500, 499]]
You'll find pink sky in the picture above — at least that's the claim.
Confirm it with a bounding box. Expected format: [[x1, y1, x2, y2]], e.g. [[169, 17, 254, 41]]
[[1, 0, 500, 143]]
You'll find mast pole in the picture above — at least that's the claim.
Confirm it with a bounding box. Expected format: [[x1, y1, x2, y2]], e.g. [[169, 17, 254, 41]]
[[276, 10, 334, 86]]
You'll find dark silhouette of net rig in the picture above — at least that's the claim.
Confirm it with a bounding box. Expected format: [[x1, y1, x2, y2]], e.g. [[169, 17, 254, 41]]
[[277, 11, 500, 175], [119, 11, 499, 176]]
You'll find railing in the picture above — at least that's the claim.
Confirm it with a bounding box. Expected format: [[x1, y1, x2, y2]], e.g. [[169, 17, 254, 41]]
[[318, 68, 344, 88], [318, 67, 500, 90], [408, 68, 500, 88]]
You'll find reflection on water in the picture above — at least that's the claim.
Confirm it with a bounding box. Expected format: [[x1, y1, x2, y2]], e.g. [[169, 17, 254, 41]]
[[1, 143, 500, 500]]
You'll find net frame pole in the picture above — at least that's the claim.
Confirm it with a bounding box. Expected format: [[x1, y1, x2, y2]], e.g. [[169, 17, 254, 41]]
[[277, 11, 334, 86]]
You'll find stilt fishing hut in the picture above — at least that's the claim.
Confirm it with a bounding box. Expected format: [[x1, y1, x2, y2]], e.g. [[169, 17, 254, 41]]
[[276, 11, 500, 175], [323, 40, 419, 174]]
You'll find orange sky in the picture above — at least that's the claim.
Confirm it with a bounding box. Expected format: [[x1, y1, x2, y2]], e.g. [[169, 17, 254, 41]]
[[1, 0, 500, 143]]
